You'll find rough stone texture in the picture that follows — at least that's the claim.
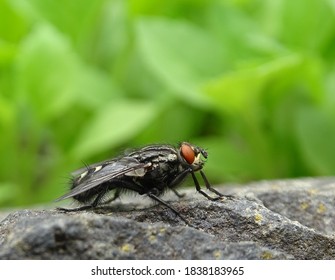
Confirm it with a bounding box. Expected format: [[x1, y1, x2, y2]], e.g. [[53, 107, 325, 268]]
[[1, 177, 335, 259]]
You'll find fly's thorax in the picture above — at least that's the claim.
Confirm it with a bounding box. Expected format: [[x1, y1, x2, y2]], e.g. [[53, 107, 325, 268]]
[[128, 145, 177, 161], [178, 142, 207, 171], [148, 152, 179, 173], [127, 145, 180, 175]]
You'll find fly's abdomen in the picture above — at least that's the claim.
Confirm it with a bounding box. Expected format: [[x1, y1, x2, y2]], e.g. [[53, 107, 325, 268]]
[[71, 184, 105, 204]]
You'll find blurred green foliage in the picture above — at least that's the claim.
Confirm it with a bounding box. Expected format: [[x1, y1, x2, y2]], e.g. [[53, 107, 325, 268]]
[[1, 0, 335, 207]]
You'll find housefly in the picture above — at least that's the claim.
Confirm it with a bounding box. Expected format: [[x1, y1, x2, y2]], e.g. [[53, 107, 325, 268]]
[[56, 142, 227, 225]]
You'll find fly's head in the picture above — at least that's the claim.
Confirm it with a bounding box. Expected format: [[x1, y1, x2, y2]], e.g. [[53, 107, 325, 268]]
[[178, 142, 208, 171]]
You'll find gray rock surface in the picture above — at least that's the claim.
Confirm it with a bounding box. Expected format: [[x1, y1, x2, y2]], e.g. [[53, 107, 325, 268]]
[[1, 178, 335, 259]]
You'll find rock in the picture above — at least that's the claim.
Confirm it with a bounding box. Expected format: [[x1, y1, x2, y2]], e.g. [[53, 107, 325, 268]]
[[0, 178, 335, 259]]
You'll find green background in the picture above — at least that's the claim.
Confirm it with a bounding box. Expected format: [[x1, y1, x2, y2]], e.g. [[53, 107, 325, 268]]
[[1, 0, 335, 208]]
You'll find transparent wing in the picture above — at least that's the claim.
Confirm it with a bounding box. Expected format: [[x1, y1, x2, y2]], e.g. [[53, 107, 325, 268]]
[[55, 158, 151, 201]]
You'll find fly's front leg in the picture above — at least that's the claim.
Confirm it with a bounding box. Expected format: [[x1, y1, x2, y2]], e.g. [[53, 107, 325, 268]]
[[167, 168, 191, 198], [199, 170, 234, 199], [191, 171, 221, 201]]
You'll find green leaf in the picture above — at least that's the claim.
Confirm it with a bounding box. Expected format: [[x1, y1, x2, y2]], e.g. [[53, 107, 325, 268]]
[[15, 24, 118, 121], [0, 44, 16, 70], [296, 107, 335, 175], [28, 0, 104, 49], [204, 2, 288, 63], [70, 100, 158, 159], [203, 55, 305, 114], [131, 100, 207, 144], [0, 182, 18, 206], [136, 17, 227, 107], [0, 0, 29, 43], [274, 0, 335, 51]]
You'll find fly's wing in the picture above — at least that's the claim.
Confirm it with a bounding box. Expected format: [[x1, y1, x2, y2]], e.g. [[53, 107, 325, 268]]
[[55, 157, 151, 201], [70, 160, 110, 177]]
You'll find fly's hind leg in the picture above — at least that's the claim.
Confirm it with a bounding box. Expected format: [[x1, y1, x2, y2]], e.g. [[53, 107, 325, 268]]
[[99, 188, 121, 205], [57, 204, 93, 212], [170, 188, 185, 198], [147, 189, 191, 227], [57, 189, 107, 212]]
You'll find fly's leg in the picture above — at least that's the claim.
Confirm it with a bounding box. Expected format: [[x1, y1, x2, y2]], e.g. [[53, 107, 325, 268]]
[[170, 188, 185, 198], [57, 205, 93, 212], [57, 180, 145, 212], [90, 180, 145, 206], [99, 188, 121, 205], [199, 170, 223, 196], [57, 189, 107, 212], [200, 170, 235, 199], [191, 171, 221, 200], [147, 190, 191, 226], [166, 168, 191, 199], [168, 168, 189, 187], [192, 170, 234, 200], [113, 182, 193, 226], [200, 170, 234, 199]]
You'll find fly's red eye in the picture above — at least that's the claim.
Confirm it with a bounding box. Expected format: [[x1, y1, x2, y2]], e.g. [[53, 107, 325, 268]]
[[180, 143, 195, 164]]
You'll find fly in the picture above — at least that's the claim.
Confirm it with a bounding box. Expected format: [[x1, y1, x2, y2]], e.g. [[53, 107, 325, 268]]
[[55, 142, 228, 225]]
